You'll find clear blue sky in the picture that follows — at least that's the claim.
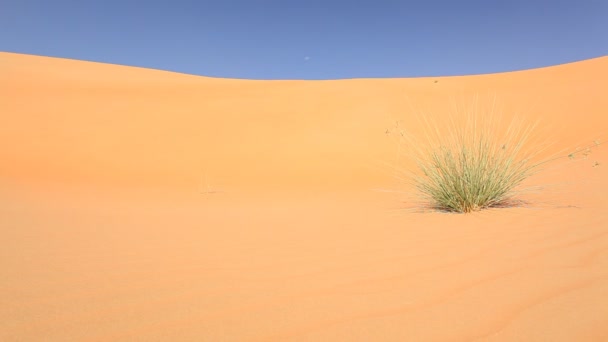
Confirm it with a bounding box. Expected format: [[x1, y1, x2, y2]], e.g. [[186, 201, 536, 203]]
[[2, 1, 607, 80]]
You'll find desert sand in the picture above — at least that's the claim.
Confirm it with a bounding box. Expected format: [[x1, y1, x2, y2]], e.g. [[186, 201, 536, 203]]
[[1, 51, 607, 341]]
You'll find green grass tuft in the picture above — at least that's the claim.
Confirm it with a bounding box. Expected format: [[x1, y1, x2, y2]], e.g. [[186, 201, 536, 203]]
[[397, 99, 550, 213]]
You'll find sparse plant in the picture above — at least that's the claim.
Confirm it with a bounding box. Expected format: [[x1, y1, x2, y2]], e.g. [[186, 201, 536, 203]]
[[387, 95, 606, 213], [395, 98, 552, 213]]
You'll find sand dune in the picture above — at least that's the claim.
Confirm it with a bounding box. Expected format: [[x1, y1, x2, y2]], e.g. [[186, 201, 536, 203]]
[[1, 52, 608, 341]]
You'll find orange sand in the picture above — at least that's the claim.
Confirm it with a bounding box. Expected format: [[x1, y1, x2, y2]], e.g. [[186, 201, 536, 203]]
[[1, 52, 607, 341]]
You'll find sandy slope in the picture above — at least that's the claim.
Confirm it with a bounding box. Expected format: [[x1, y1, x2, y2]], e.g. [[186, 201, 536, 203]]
[[1, 52, 608, 341]]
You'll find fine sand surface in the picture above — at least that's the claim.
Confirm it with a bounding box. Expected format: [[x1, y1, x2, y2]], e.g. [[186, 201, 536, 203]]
[[1, 52, 608, 341]]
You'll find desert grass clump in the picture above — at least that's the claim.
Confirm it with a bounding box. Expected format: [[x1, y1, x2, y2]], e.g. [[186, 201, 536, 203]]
[[397, 98, 549, 213]]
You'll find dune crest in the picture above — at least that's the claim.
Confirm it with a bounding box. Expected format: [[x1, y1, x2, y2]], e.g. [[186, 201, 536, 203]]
[[1, 52, 607, 341]]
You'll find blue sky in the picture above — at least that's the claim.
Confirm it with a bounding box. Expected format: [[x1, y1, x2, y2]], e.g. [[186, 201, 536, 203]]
[[2, 1, 607, 79]]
